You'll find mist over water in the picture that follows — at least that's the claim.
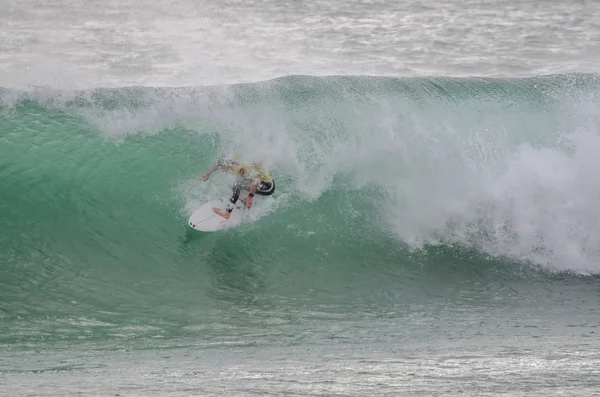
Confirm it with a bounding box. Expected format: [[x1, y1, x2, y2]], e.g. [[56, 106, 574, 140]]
[[2, 0, 600, 88]]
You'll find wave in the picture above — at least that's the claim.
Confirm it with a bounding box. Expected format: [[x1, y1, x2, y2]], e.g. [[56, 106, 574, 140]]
[[2, 73, 600, 330]]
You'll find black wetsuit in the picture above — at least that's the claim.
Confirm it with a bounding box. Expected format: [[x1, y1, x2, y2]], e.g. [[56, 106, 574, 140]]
[[226, 178, 275, 212]]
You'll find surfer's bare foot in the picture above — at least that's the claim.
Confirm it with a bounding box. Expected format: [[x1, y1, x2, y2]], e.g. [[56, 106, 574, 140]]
[[213, 207, 231, 219]]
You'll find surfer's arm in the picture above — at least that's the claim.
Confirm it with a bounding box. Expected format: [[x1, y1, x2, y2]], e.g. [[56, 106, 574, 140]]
[[199, 164, 220, 181]]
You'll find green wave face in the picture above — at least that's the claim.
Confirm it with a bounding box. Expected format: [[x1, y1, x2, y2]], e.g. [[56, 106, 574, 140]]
[[2, 74, 600, 342]]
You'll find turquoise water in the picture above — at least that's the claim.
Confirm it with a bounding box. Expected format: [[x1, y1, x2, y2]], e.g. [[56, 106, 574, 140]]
[[2, 75, 600, 395]]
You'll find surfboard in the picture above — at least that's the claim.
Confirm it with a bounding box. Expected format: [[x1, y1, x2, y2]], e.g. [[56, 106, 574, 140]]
[[188, 197, 248, 232]]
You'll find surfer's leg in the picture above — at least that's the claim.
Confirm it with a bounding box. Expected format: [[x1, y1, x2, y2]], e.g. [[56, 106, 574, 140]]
[[226, 182, 242, 212], [232, 178, 254, 206]]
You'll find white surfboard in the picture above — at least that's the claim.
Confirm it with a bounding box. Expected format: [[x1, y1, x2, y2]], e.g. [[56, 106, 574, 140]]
[[188, 197, 248, 232]]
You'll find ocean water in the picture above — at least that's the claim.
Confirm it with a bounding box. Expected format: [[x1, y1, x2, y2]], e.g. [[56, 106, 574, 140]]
[[2, 1, 600, 396]]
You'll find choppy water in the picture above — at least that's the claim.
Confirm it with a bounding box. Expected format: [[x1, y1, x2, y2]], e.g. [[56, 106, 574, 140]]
[[2, 0, 600, 88], [2, 1, 600, 396]]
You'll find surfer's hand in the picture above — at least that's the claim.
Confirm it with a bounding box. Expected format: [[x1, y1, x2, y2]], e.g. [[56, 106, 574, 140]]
[[199, 173, 209, 182], [246, 196, 253, 208]]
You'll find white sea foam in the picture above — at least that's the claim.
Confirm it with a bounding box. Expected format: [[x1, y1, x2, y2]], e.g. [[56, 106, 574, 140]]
[[1, 0, 599, 89]]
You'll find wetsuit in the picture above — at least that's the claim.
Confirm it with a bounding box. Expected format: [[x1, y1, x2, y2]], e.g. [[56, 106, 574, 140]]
[[218, 158, 275, 213]]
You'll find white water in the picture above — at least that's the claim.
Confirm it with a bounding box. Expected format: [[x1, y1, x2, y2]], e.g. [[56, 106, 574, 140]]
[[211, 81, 600, 274], [2, 0, 600, 89], [377, 92, 600, 274]]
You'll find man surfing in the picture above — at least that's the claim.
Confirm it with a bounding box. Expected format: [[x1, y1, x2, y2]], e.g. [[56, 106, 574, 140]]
[[199, 156, 275, 219]]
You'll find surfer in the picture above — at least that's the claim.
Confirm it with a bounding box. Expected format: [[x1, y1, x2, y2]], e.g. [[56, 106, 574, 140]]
[[199, 156, 275, 219]]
